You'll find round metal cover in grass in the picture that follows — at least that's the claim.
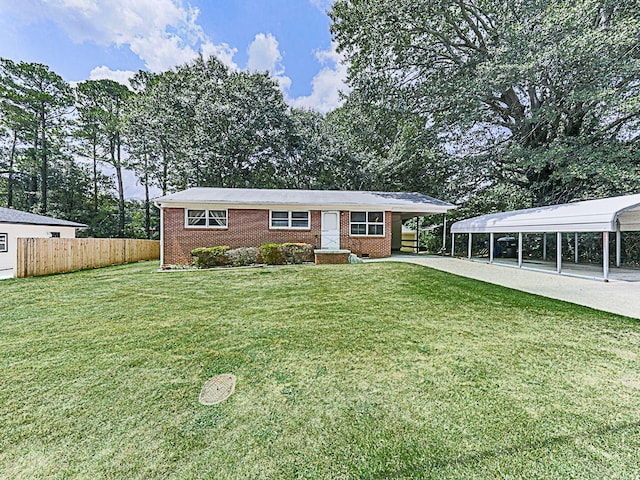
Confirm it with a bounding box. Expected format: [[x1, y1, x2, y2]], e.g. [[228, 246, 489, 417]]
[[199, 374, 236, 405]]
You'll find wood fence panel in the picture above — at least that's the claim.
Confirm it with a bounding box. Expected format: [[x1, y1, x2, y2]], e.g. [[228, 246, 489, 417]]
[[15, 238, 160, 278]]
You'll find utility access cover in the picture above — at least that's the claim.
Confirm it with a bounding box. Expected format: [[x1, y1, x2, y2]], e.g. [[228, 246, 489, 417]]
[[199, 374, 236, 405]]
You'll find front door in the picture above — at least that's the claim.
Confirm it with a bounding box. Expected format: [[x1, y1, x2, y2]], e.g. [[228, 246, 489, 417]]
[[321, 211, 340, 249]]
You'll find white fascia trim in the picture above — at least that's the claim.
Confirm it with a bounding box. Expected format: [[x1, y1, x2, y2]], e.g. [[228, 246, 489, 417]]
[[155, 201, 454, 215]]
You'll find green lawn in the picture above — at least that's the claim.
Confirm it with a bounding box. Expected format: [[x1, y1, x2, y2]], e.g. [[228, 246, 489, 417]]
[[1, 262, 639, 479]]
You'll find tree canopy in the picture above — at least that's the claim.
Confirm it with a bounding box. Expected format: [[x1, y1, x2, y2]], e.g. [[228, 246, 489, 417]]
[[330, 0, 640, 206]]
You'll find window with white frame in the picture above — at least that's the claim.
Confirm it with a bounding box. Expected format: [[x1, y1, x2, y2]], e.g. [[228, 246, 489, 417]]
[[0, 233, 7, 253], [186, 209, 228, 228], [350, 211, 385, 236], [270, 211, 310, 229]]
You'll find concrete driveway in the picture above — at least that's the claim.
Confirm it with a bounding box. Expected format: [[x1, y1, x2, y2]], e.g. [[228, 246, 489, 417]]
[[370, 255, 640, 320]]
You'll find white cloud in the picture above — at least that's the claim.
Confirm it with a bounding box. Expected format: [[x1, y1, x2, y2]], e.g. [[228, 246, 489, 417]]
[[246, 33, 292, 92], [291, 43, 350, 113], [201, 41, 238, 70], [10, 0, 237, 72], [89, 66, 136, 86], [309, 0, 334, 12]]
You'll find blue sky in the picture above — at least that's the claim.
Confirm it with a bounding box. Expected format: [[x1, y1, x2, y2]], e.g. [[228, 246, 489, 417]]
[[0, 0, 346, 112]]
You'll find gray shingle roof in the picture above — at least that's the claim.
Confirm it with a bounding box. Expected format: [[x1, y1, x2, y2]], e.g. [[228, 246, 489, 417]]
[[154, 188, 456, 213], [0, 207, 86, 227]]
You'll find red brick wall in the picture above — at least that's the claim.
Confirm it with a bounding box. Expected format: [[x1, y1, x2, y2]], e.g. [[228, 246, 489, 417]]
[[339, 210, 392, 259], [162, 207, 393, 265]]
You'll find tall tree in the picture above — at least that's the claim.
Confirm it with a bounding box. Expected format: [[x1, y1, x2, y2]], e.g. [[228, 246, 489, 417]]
[[103, 81, 130, 237], [75, 80, 106, 215], [0, 58, 72, 213]]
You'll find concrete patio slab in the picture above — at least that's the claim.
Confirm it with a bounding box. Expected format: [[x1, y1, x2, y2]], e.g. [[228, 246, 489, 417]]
[[370, 255, 640, 320]]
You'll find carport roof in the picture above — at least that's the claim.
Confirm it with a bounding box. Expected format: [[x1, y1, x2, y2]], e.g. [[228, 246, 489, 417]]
[[451, 193, 640, 234]]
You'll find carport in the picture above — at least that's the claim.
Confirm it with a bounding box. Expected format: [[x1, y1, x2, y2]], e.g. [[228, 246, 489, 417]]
[[450, 194, 640, 282]]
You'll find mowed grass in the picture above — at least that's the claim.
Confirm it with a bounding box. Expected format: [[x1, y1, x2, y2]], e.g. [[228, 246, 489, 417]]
[[1, 262, 639, 479]]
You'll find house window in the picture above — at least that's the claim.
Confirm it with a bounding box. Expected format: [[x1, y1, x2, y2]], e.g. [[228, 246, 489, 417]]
[[350, 211, 385, 236], [0, 233, 6, 253], [270, 211, 310, 229], [185, 209, 228, 228], [50, 232, 61, 238]]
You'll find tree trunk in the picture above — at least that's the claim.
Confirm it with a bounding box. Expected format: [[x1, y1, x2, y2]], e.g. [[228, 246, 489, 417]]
[[161, 141, 168, 195], [28, 131, 38, 209], [7, 129, 17, 208], [144, 150, 151, 239], [39, 104, 47, 214], [115, 133, 125, 238], [92, 136, 98, 215]]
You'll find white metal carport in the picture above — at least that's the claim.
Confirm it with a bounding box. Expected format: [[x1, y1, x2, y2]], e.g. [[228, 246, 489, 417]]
[[450, 194, 640, 281]]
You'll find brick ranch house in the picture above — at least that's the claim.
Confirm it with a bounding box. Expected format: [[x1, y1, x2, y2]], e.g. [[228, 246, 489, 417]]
[[154, 188, 456, 266]]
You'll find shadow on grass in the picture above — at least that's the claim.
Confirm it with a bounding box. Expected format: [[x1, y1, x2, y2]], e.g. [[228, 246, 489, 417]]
[[386, 420, 640, 477]]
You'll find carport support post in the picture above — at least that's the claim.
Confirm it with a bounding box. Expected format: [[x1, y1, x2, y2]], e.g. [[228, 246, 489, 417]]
[[489, 232, 495, 264], [603, 231, 610, 282], [451, 233, 455, 257], [415, 216, 419, 253], [518, 232, 523, 268], [442, 213, 447, 256], [543, 233, 547, 261], [616, 225, 621, 268], [468, 233, 473, 259], [574, 233, 579, 264], [556, 232, 562, 274]]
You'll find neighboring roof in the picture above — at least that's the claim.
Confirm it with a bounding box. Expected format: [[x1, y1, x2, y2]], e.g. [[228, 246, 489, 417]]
[[0, 207, 86, 228], [451, 193, 640, 234], [154, 188, 456, 214]]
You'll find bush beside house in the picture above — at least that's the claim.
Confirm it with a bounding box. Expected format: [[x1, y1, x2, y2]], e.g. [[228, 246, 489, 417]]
[[191, 243, 313, 268]]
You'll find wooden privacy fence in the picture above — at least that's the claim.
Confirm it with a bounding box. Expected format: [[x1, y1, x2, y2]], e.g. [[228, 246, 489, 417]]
[[16, 238, 160, 278]]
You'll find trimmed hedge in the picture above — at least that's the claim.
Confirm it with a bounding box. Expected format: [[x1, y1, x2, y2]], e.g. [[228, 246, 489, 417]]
[[192, 243, 314, 268], [191, 246, 229, 268], [280, 243, 314, 264], [259, 243, 285, 265], [226, 247, 260, 267]]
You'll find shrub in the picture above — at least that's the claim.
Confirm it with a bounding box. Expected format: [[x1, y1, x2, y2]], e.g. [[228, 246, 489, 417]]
[[280, 243, 314, 264], [259, 243, 285, 265], [226, 247, 260, 267], [192, 246, 230, 268]]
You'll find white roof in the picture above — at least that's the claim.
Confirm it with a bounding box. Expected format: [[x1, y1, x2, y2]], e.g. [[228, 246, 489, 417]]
[[154, 187, 456, 214], [451, 193, 640, 234]]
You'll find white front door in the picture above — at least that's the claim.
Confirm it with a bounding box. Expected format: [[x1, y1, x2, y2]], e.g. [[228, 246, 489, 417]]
[[321, 211, 340, 249]]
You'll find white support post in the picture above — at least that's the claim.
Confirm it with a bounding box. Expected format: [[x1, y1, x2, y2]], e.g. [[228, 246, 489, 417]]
[[518, 232, 523, 268], [574, 233, 579, 264], [603, 231, 610, 282], [616, 225, 621, 268], [468, 233, 473, 259], [451, 233, 455, 257], [442, 213, 447, 256], [414, 217, 420, 255], [556, 232, 562, 274], [489, 232, 495, 264], [543, 233, 547, 261]]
